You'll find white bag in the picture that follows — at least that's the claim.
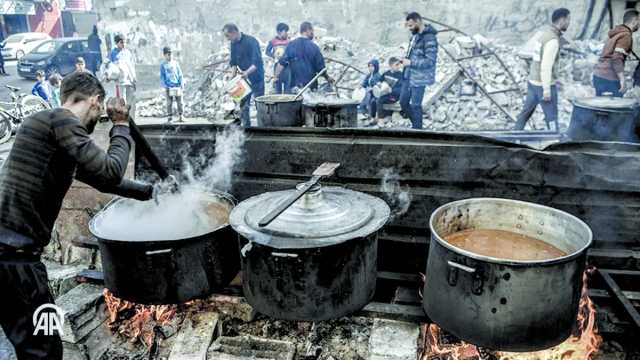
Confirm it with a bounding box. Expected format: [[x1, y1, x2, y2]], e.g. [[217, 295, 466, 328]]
[[518, 30, 544, 61], [169, 87, 183, 97]]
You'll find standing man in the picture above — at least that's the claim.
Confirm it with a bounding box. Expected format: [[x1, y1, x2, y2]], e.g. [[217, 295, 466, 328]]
[[223, 23, 264, 127], [266, 22, 291, 94], [514, 8, 571, 131], [0, 72, 153, 360], [87, 25, 102, 74], [75, 57, 90, 73], [276, 21, 333, 92], [593, 10, 640, 97], [400, 12, 438, 129], [108, 34, 137, 118], [160, 46, 184, 123]]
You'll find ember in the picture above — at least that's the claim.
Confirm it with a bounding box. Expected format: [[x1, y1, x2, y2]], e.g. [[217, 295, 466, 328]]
[[103, 289, 178, 348], [419, 273, 602, 360]]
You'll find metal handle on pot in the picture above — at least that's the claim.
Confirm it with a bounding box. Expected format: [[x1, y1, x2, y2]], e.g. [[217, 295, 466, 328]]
[[145, 248, 173, 255], [447, 260, 476, 273]]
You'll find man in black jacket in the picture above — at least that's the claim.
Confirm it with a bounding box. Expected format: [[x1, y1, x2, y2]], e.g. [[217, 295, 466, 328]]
[[0, 72, 153, 359]]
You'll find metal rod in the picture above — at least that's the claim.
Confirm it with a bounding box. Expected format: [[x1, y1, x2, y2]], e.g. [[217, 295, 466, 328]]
[[599, 269, 640, 329], [456, 53, 495, 61], [294, 68, 328, 100], [487, 88, 521, 95]]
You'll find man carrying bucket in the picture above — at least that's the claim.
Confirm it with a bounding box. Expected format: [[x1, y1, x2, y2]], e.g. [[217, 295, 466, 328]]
[[223, 23, 265, 127]]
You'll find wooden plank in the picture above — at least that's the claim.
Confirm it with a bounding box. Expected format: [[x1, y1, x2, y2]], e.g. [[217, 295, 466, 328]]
[[359, 302, 427, 323], [589, 288, 640, 302], [599, 269, 640, 329], [378, 271, 422, 283]]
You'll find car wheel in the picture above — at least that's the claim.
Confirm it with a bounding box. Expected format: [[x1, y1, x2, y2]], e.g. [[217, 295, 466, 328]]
[[16, 50, 24, 60]]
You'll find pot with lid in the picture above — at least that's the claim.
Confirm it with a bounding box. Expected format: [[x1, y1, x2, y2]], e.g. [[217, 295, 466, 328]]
[[423, 198, 592, 352], [567, 96, 640, 142], [230, 164, 390, 321]]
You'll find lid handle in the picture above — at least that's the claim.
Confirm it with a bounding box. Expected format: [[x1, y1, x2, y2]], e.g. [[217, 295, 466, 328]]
[[258, 162, 341, 227]]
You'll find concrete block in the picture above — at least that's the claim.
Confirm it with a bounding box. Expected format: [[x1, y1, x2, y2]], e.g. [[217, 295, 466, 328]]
[[56, 284, 106, 344], [207, 295, 256, 322], [44, 261, 86, 298], [368, 319, 419, 360], [169, 311, 219, 360], [0, 327, 17, 360], [207, 335, 295, 360]]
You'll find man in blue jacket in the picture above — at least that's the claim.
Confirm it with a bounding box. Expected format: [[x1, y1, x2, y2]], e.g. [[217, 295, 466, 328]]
[[275, 22, 333, 92], [160, 46, 184, 123], [400, 12, 438, 129], [224, 23, 264, 127]]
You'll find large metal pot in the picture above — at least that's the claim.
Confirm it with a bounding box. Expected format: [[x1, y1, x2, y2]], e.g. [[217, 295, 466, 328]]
[[90, 192, 240, 304], [567, 96, 640, 142], [256, 94, 303, 127], [423, 198, 592, 352], [303, 99, 359, 128], [229, 184, 390, 321]]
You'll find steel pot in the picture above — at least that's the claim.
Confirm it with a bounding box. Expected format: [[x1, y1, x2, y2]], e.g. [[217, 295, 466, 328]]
[[423, 198, 592, 352], [230, 184, 390, 321], [90, 192, 240, 304], [567, 96, 640, 142], [256, 94, 303, 127], [303, 99, 359, 128]]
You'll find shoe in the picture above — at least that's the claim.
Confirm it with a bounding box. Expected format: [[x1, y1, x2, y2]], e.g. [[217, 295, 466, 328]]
[[166, 116, 173, 123], [176, 115, 184, 123]]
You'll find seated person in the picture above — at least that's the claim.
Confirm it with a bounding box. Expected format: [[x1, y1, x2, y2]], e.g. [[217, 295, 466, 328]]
[[359, 59, 381, 118], [376, 57, 404, 121]]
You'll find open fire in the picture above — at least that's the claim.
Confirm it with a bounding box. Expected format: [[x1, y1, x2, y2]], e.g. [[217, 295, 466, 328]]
[[104, 289, 178, 347], [418, 271, 602, 360]]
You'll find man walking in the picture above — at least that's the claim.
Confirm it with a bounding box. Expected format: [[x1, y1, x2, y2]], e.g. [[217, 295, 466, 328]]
[[276, 22, 333, 92], [87, 25, 102, 74], [266, 22, 291, 94], [224, 24, 264, 127], [160, 46, 184, 123], [108, 35, 137, 117], [400, 12, 438, 129], [593, 10, 640, 97], [0, 72, 153, 360], [514, 8, 571, 131]]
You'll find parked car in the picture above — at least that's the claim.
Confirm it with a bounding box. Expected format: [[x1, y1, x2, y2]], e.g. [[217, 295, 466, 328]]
[[17, 38, 90, 79], [1, 32, 51, 60]]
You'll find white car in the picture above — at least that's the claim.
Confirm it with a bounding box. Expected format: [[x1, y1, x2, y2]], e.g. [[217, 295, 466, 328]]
[[1, 32, 52, 60]]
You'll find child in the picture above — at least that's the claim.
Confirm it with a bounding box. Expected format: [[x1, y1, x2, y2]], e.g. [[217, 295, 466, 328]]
[[359, 59, 381, 118], [376, 57, 405, 121], [75, 57, 89, 73], [266, 23, 291, 94], [160, 46, 184, 122], [32, 71, 50, 103], [48, 74, 62, 108]]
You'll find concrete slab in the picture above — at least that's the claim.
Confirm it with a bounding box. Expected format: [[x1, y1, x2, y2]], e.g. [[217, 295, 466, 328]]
[[368, 319, 419, 360], [169, 311, 219, 360], [56, 284, 106, 344], [207, 335, 295, 360], [44, 261, 86, 298]]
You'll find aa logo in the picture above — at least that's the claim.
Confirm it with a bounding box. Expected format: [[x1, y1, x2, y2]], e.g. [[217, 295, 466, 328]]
[[32, 304, 65, 336]]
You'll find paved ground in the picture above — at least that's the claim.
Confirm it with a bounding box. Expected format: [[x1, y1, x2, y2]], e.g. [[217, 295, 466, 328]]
[[0, 61, 34, 103]]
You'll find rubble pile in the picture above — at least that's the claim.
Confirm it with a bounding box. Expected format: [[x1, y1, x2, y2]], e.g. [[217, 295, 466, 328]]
[[136, 30, 609, 131]]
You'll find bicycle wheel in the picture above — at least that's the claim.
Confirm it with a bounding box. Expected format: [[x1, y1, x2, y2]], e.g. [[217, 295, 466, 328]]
[[20, 95, 51, 118], [0, 111, 12, 145]]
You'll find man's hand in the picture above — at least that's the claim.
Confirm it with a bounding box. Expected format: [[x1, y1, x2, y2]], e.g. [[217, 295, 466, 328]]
[[619, 80, 626, 94], [106, 97, 130, 125], [542, 89, 551, 102], [401, 58, 411, 66], [240, 70, 248, 79]]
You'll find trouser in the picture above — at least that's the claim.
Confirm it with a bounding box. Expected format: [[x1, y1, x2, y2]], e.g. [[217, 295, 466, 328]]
[[274, 66, 291, 94], [593, 75, 623, 97], [165, 88, 184, 117], [240, 81, 265, 127], [400, 82, 426, 129], [116, 84, 136, 118], [514, 82, 558, 131], [376, 94, 399, 118], [0, 247, 62, 360]]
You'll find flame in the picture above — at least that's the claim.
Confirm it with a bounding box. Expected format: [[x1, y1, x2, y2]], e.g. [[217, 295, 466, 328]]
[[419, 271, 602, 360], [103, 289, 178, 348]]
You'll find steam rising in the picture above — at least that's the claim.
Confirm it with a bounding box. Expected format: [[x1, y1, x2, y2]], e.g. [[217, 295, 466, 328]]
[[379, 168, 412, 220], [93, 126, 246, 241]]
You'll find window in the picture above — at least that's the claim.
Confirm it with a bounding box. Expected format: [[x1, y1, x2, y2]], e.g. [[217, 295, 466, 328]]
[[32, 41, 62, 55]]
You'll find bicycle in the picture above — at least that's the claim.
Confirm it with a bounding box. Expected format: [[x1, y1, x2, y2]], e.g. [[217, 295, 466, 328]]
[[0, 85, 51, 144]]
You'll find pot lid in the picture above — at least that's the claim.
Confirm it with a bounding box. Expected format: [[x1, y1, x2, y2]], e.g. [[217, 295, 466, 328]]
[[229, 185, 390, 249], [303, 97, 360, 106], [573, 96, 638, 110]]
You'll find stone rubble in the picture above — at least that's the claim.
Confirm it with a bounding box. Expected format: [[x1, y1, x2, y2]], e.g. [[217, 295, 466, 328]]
[[134, 31, 608, 132]]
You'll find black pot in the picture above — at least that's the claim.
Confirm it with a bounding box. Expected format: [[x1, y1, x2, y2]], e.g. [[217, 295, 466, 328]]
[[90, 192, 240, 304], [423, 198, 593, 352], [567, 97, 640, 142], [303, 100, 359, 128], [230, 185, 390, 321], [256, 95, 303, 127]]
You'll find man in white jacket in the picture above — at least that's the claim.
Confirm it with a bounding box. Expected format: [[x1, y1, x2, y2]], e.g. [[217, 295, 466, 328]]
[[108, 35, 137, 117], [514, 8, 570, 131]]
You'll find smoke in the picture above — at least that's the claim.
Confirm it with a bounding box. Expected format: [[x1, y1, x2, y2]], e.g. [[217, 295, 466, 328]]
[[94, 126, 246, 241], [379, 168, 412, 220]]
